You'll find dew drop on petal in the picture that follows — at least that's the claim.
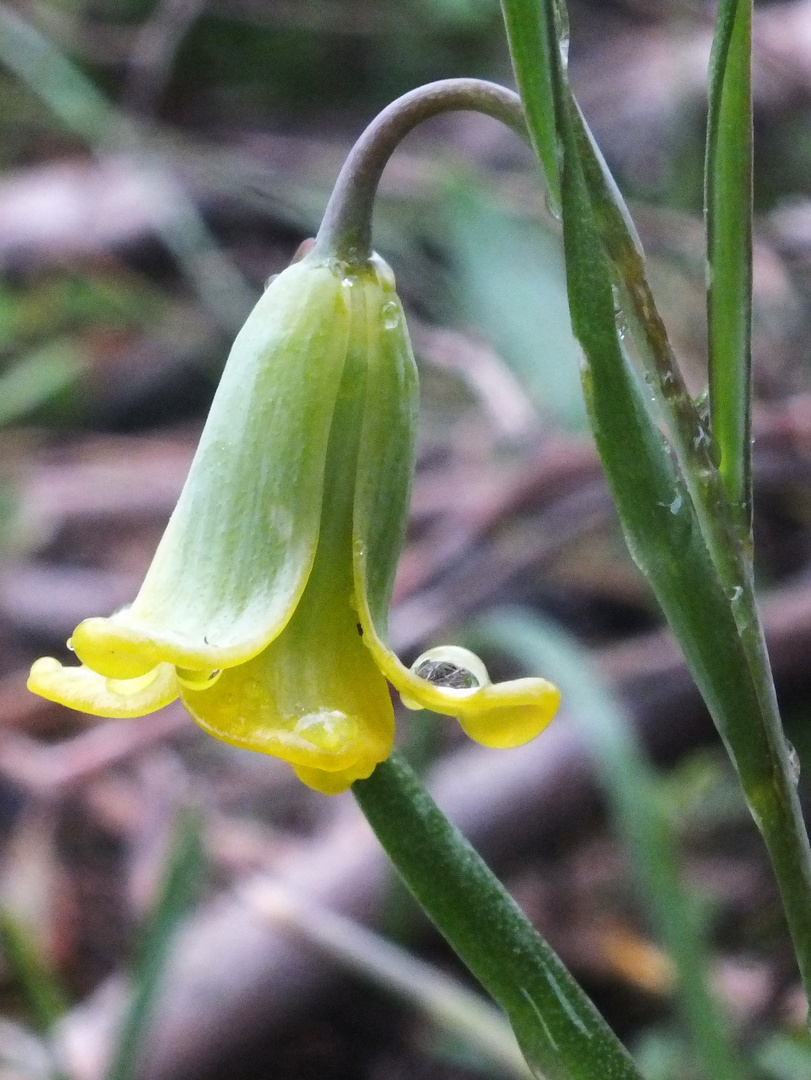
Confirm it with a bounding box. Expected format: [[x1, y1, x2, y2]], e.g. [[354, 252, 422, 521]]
[[382, 300, 400, 330], [412, 658, 481, 690], [293, 710, 358, 752]]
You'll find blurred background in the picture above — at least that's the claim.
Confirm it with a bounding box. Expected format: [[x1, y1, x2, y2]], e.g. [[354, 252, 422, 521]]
[[3, 0, 811, 1077]]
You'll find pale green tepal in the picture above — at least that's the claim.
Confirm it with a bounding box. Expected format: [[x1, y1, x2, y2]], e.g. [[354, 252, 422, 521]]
[[28, 250, 560, 793]]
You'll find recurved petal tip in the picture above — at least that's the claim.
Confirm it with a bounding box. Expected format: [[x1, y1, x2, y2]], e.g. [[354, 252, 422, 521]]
[[361, 634, 561, 750], [454, 678, 561, 749], [28, 657, 180, 718]]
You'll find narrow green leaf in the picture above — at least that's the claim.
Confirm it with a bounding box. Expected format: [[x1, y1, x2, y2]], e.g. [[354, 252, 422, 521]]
[[499, 0, 561, 210], [105, 809, 204, 1080], [501, 0, 811, 1006], [354, 753, 646, 1080], [0, 4, 255, 332], [0, 910, 68, 1033], [706, 0, 753, 537], [471, 610, 748, 1080], [444, 182, 586, 430], [0, 342, 86, 430]]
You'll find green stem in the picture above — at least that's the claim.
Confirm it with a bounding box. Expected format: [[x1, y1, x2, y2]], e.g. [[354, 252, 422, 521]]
[[313, 78, 528, 263], [354, 752, 646, 1080]]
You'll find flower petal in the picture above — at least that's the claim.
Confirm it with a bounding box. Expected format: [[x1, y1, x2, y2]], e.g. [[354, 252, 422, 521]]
[[27, 657, 179, 717], [182, 258, 397, 793], [359, 627, 560, 748], [292, 759, 380, 795], [72, 257, 351, 680], [180, 621, 393, 779], [352, 266, 418, 638], [350, 279, 561, 748]]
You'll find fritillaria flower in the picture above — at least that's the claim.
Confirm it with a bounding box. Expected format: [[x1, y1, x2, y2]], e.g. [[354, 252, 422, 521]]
[[28, 250, 560, 793]]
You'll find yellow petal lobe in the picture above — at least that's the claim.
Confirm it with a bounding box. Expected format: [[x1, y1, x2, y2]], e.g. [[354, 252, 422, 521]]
[[28, 657, 180, 718]]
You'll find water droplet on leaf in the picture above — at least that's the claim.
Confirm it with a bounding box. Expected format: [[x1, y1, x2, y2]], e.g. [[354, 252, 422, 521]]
[[788, 741, 801, 785]]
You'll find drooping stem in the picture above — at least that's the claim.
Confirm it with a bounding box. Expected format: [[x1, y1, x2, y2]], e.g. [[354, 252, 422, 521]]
[[353, 752, 646, 1080], [313, 78, 528, 264]]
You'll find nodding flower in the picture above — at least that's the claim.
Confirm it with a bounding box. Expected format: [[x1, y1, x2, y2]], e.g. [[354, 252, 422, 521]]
[[28, 249, 560, 793]]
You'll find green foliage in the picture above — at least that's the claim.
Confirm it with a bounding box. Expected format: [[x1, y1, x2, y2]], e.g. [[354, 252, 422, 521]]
[[444, 181, 586, 430], [105, 809, 205, 1080], [500, 0, 811, 1011], [470, 610, 746, 1080], [757, 1030, 811, 1080], [706, 0, 753, 536], [0, 910, 68, 1033]]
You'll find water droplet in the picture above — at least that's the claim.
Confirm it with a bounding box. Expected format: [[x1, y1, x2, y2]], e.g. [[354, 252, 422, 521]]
[[788, 741, 801, 785], [382, 300, 400, 330], [544, 190, 562, 221], [668, 492, 682, 515], [177, 667, 222, 691], [341, 271, 357, 289], [694, 388, 710, 424], [558, 34, 570, 69], [264, 272, 279, 290], [694, 426, 710, 452], [294, 710, 358, 752], [552, 0, 570, 70], [726, 585, 743, 603], [66, 638, 75, 653], [413, 658, 481, 690]]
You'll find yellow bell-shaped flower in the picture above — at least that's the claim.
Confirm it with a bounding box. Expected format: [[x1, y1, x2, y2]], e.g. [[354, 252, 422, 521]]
[[28, 250, 560, 793]]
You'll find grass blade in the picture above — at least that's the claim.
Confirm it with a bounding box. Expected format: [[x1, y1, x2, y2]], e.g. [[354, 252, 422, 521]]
[[706, 0, 753, 537], [500, 0, 811, 1007], [499, 0, 560, 210], [471, 610, 748, 1080], [0, 342, 86, 430], [0, 4, 255, 333], [105, 808, 204, 1080], [0, 910, 68, 1033]]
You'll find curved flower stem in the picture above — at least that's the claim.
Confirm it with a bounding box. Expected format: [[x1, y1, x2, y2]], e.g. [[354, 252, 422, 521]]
[[313, 78, 528, 264]]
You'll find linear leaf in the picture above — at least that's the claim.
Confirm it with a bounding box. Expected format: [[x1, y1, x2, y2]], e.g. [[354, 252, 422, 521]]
[[471, 610, 747, 1080], [499, 0, 560, 209], [706, 0, 753, 536], [501, 0, 811, 1005], [0, 910, 68, 1033], [105, 809, 204, 1080]]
